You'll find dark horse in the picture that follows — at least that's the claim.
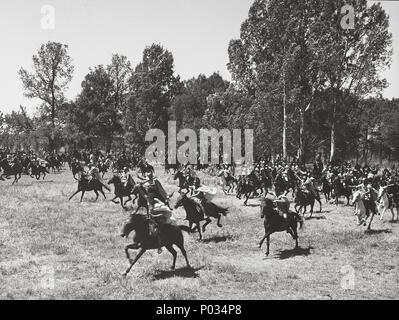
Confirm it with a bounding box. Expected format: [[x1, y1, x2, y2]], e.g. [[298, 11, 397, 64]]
[[27, 162, 49, 180], [174, 192, 227, 240], [0, 158, 23, 184], [331, 178, 351, 206], [131, 184, 150, 214], [120, 214, 192, 276], [69, 175, 110, 202], [258, 198, 303, 256], [294, 188, 322, 218], [108, 175, 136, 209]]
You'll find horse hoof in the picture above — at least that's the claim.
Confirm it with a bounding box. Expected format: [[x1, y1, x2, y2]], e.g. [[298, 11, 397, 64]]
[[217, 224, 222, 228], [122, 272, 127, 277], [171, 266, 175, 271]]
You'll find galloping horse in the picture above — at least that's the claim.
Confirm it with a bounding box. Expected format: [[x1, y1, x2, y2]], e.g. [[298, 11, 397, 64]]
[[331, 178, 352, 205], [69, 174, 110, 202], [27, 162, 49, 180], [217, 170, 237, 195], [108, 175, 136, 209], [378, 186, 398, 222], [0, 158, 23, 184], [294, 188, 322, 218], [120, 214, 192, 276], [351, 190, 377, 230], [174, 192, 227, 240], [258, 198, 303, 256]]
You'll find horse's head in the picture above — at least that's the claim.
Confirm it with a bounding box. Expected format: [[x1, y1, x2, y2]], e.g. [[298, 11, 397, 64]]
[[260, 198, 274, 219], [173, 170, 181, 180], [120, 214, 144, 238], [174, 192, 188, 209]]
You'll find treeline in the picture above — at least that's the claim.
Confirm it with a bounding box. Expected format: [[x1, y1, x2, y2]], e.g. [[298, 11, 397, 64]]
[[0, 0, 398, 164]]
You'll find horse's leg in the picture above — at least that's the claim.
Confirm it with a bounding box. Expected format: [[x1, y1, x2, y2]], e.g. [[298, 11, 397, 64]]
[[69, 190, 80, 201], [390, 207, 395, 222], [123, 196, 132, 206], [100, 189, 106, 199], [80, 190, 86, 202], [123, 248, 146, 276], [119, 197, 125, 209], [380, 206, 386, 221], [258, 233, 268, 248], [317, 198, 322, 213], [202, 218, 212, 233], [367, 213, 375, 231], [94, 190, 99, 201], [216, 214, 222, 228], [165, 245, 177, 270], [175, 243, 191, 269], [124, 244, 139, 261], [197, 222, 202, 241], [266, 235, 270, 256], [244, 193, 250, 206]]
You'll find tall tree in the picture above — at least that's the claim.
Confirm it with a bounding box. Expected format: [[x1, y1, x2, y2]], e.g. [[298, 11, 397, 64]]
[[310, 0, 392, 161], [19, 42, 74, 150], [127, 44, 182, 146]]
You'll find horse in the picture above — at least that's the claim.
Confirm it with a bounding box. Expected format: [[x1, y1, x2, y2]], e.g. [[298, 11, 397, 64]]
[[378, 186, 398, 222], [69, 174, 110, 202], [258, 198, 303, 256], [174, 193, 205, 240], [131, 184, 150, 214], [27, 162, 49, 180], [294, 188, 322, 218], [120, 214, 192, 276], [0, 158, 23, 184], [320, 175, 332, 202], [174, 192, 227, 240], [217, 171, 237, 195], [108, 175, 136, 209], [331, 178, 352, 206], [236, 177, 257, 206], [351, 190, 377, 230]]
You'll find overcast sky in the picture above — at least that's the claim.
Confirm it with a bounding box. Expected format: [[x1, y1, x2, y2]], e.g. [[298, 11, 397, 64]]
[[0, 0, 398, 115]]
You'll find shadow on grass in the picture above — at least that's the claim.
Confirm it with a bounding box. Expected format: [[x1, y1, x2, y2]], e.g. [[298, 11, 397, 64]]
[[152, 266, 204, 280], [202, 234, 237, 244], [365, 229, 392, 235], [244, 204, 260, 208], [305, 215, 327, 221], [274, 246, 314, 260]]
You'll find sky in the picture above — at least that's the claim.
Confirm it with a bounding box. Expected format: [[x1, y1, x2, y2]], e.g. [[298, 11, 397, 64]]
[[0, 0, 398, 115]]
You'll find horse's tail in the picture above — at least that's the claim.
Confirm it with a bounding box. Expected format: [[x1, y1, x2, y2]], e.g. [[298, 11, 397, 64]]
[[178, 225, 193, 234]]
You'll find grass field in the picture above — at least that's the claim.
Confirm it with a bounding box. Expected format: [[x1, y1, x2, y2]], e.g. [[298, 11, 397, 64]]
[[0, 167, 398, 300]]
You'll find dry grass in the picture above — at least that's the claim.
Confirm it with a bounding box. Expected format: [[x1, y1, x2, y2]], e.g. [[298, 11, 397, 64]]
[[0, 168, 398, 300]]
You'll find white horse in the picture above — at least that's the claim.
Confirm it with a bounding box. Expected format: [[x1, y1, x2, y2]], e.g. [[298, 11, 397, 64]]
[[351, 190, 376, 230], [378, 186, 398, 222]]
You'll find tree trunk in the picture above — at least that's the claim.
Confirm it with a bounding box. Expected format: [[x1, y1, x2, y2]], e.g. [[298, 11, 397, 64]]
[[299, 108, 305, 165], [330, 95, 337, 163], [282, 76, 287, 160]]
